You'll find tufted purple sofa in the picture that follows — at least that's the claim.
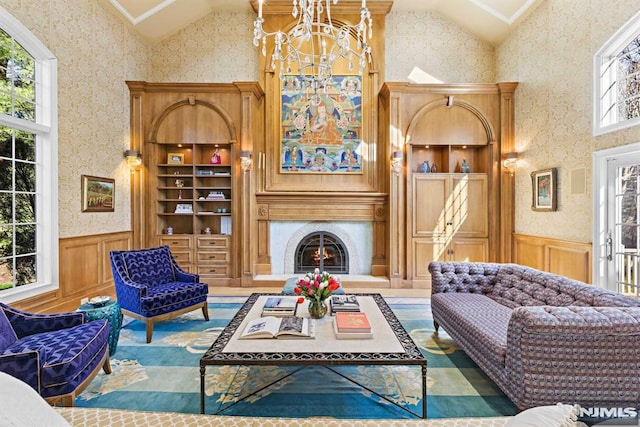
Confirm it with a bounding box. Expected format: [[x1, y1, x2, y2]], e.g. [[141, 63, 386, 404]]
[[429, 261, 640, 410]]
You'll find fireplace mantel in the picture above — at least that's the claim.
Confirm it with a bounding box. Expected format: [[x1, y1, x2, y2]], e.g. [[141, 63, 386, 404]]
[[254, 192, 388, 277], [256, 192, 387, 221]]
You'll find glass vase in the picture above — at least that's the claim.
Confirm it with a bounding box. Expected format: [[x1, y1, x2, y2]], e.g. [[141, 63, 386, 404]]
[[308, 299, 328, 319]]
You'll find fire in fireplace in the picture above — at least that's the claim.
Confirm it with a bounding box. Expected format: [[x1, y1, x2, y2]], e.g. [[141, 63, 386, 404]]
[[294, 231, 349, 274]]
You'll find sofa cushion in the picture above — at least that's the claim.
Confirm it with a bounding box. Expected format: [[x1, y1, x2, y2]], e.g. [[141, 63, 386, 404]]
[[0, 310, 17, 352], [122, 247, 174, 286], [431, 293, 512, 366], [140, 281, 208, 317], [4, 319, 109, 395]]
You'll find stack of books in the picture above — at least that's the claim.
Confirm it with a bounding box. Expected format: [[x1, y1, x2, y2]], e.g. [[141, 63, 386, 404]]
[[329, 295, 360, 315], [261, 296, 299, 317], [333, 311, 373, 339]]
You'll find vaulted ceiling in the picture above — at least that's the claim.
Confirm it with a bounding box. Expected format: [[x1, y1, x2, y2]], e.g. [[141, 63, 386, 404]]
[[99, 0, 544, 46]]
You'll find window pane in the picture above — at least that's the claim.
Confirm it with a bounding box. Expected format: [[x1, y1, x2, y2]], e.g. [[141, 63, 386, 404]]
[[0, 224, 13, 255], [0, 160, 12, 192], [0, 192, 12, 225], [15, 193, 33, 223], [14, 160, 34, 192], [15, 224, 34, 255], [15, 130, 34, 162], [0, 257, 12, 290], [15, 254, 35, 287], [0, 126, 11, 158]]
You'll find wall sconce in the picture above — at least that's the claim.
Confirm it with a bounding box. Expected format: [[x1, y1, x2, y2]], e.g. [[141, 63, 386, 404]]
[[239, 150, 252, 171], [124, 149, 142, 171], [502, 152, 519, 175], [391, 151, 403, 174]]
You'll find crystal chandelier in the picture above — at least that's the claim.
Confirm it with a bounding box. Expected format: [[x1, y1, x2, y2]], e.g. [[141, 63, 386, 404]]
[[253, 0, 372, 98]]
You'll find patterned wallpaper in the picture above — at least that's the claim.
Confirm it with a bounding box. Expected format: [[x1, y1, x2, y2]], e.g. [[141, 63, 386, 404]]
[[150, 11, 256, 82], [9, 1, 628, 244], [386, 10, 496, 83], [0, 0, 150, 238], [497, 0, 640, 242]]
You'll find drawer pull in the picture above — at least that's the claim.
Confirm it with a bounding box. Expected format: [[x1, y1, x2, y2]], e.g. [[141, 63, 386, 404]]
[[172, 241, 179, 245]]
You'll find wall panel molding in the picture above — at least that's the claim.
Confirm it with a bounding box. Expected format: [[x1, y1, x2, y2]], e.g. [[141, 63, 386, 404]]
[[513, 233, 592, 283], [12, 231, 132, 313]]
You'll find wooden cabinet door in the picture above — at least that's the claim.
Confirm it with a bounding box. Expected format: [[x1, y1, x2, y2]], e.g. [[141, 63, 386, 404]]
[[412, 174, 449, 237], [449, 175, 487, 237], [450, 238, 488, 262]]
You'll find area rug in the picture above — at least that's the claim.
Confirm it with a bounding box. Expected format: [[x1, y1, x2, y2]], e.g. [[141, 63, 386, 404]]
[[76, 297, 518, 419]]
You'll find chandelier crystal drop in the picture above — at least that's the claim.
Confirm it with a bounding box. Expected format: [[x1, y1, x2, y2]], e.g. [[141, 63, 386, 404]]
[[253, 0, 372, 103]]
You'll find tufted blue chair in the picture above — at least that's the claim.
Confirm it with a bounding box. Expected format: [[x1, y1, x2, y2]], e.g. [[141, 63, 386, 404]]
[[109, 245, 209, 343], [0, 302, 111, 406]]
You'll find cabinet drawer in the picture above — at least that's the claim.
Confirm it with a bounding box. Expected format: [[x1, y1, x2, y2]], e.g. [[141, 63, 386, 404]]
[[197, 265, 229, 276], [159, 236, 192, 249], [197, 251, 229, 264], [197, 236, 229, 249], [171, 251, 192, 263]]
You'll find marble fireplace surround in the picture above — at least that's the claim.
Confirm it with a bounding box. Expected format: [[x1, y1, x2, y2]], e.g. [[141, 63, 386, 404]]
[[255, 193, 388, 278]]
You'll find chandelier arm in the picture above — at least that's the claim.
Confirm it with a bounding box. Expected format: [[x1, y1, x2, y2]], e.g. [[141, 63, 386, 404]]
[[254, 0, 372, 89]]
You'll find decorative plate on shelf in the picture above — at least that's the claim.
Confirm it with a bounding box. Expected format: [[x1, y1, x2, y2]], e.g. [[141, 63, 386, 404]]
[[89, 296, 110, 307]]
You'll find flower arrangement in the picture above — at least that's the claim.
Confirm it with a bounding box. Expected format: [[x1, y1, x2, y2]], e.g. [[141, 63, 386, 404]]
[[294, 268, 341, 304]]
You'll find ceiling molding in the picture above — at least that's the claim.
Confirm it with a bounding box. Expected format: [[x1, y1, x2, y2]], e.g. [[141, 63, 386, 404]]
[[100, 0, 544, 46]]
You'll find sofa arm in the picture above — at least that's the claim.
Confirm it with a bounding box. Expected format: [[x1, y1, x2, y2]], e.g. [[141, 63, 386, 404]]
[[113, 275, 148, 313], [174, 268, 198, 283], [428, 261, 500, 295], [506, 306, 640, 407], [0, 349, 44, 392]]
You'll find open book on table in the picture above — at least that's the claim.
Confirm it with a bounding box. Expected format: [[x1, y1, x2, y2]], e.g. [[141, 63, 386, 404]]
[[240, 316, 315, 339]]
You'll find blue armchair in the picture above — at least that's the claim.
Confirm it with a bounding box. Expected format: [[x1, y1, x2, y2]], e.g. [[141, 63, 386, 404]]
[[109, 245, 209, 343], [0, 302, 111, 406]]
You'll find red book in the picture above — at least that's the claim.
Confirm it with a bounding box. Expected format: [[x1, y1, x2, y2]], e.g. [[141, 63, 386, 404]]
[[335, 312, 371, 333]]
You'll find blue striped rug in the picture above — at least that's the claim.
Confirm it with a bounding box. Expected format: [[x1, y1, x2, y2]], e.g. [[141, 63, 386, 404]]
[[76, 297, 517, 419]]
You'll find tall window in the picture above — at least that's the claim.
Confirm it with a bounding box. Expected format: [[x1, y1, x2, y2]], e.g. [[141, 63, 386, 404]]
[[594, 10, 640, 135], [0, 7, 57, 302]]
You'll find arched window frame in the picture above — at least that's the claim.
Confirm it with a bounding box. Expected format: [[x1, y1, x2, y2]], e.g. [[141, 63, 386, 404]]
[[0, 6, 58, 303], [594, 9, 640, 136]]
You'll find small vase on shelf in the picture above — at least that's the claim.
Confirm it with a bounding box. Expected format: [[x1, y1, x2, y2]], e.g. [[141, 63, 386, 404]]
[[461, 159, 470, 173], [430, 162, 437, 173], [308, 300, 328, 319], [420, 161, 430, 173]]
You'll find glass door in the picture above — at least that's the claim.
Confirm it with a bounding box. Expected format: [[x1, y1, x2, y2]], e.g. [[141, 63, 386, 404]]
[[607, 155, 640, 295]]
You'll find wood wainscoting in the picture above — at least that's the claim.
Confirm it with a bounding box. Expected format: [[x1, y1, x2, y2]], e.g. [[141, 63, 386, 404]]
[[12, 231, 132, 313], [513, 233, 592, 284]]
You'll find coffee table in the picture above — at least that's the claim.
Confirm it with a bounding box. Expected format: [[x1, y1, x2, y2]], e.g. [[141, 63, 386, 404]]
[[200, 293, 427, 418]]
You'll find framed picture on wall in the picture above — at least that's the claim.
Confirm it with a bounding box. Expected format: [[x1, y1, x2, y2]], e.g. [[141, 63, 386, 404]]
[[81, 175, 114, 212], [279, 75, 363, 174], [531, 168, 557, 211], [167, 153, 184, 164]]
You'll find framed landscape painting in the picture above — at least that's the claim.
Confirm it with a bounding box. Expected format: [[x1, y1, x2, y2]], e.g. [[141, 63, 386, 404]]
[[531, 168, 557, 211], [280, 75, 362, 174], [82, 175, 114, 212]]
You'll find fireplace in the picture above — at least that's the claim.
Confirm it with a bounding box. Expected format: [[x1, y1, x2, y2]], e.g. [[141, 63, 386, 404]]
[[294, 231, 349, 274], [269, 221, 372, 275]]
